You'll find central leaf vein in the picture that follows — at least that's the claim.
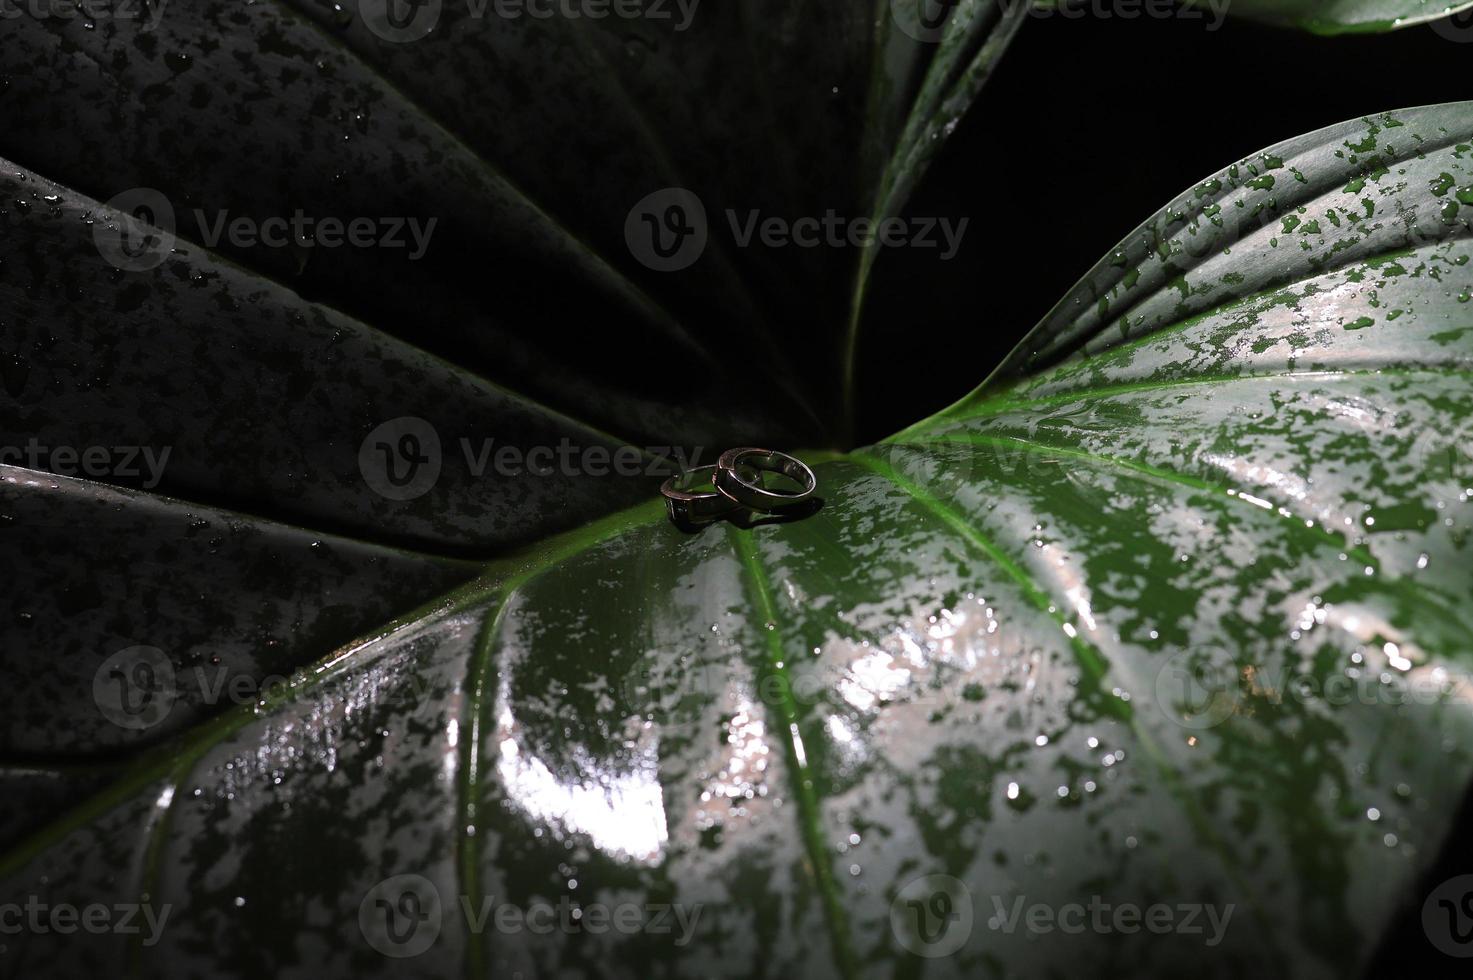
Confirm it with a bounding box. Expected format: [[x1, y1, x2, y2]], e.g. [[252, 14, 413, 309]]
[[727, 526, 859, 980]]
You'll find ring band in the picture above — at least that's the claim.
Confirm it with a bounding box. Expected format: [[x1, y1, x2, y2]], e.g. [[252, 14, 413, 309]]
[[714, 448, 817, 512], [661, 464, 762, 525]]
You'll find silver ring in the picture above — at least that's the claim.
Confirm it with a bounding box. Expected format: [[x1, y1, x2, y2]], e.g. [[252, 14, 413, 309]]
[[714, 448, 816, 512], [661, 464, 761, 525]]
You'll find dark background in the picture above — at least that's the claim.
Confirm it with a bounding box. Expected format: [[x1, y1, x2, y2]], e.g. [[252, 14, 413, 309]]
[[858, 10, 1473, 443]]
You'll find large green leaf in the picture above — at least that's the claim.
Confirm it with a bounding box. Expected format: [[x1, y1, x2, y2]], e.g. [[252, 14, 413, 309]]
[[0, 3, 1457, 773], [0, 0, 1027, 460], [0, 0, 1026, 836], [4, 102, 1470, 977]]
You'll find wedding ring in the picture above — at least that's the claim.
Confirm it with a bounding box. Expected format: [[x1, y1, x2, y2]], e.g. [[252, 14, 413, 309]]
[[714, 448, 817, 512], [661, 464, 761, 526]]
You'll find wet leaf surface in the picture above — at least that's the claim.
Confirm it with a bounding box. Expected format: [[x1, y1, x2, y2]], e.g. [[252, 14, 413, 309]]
[[2, 102, 1470, 978]]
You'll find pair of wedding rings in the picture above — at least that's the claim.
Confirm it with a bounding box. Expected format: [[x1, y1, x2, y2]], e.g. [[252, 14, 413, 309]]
[[661, 448, 818, 526]]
